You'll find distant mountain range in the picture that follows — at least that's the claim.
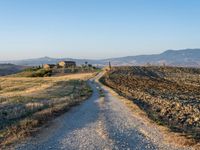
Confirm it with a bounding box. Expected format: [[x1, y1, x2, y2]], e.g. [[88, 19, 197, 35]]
[[1, 49, 200, 67], [106, 49, 200, 67]]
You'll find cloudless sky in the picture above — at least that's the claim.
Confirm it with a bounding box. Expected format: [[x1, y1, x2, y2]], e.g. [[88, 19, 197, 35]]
[[0, 0, 200, 60]]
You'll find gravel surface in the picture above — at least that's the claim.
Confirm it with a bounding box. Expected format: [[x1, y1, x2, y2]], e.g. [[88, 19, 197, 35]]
[[10, 75, 193, 150]]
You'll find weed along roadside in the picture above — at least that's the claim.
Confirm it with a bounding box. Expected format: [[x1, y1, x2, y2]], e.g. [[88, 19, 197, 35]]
[[0, 73, 95, 148]]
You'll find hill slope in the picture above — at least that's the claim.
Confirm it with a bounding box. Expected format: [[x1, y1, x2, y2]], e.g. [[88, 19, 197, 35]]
[[0, 64, 28, 76], [103, 49, 200, 67]]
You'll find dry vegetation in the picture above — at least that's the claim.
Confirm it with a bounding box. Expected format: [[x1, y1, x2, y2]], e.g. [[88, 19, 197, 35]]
[[10, 65, 101, 78], [0, 73, 94, 147], [100, 66, 200, 142]]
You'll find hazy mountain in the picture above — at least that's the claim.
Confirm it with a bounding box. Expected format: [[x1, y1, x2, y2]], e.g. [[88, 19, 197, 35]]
[[103, 49, 200, 67], [1, 49, 200, 67], [0, 64, 28, 76], [0, 56, 102, 67]]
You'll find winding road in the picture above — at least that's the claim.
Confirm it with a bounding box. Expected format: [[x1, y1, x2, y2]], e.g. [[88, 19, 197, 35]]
[[12, 73, 192, 150]]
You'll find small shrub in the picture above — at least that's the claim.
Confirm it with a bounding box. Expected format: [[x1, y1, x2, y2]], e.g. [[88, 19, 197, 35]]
[[14, 68, 52, 77]]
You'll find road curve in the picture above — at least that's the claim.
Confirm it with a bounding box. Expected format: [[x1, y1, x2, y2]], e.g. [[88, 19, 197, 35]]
[[12, 74, 191, 150]]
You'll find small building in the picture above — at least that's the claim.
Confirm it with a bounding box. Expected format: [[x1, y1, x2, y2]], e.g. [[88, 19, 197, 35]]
[[58, 61, 76, 68], [43, 64, 56, 69]]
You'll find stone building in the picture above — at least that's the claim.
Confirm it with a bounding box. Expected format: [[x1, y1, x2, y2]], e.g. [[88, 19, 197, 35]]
[[58, 61, 76, 68], [43, 64, 56, 69]]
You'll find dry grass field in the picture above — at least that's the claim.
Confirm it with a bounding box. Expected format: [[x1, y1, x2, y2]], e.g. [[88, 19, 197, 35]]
[[100, 66, 200, 142], [0, 73, 94, 146]]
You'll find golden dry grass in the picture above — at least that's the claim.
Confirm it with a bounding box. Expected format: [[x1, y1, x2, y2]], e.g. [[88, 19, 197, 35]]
[[0, 72, 95, 147], [0, 73, 93, 97]]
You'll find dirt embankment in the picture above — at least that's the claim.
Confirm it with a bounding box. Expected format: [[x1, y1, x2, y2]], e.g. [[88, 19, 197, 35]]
[[100, 66, 200, 142]]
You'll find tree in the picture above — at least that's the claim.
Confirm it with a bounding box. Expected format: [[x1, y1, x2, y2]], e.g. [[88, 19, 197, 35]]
[[109, 61, 112, 70], [88, 64, 92, 67]]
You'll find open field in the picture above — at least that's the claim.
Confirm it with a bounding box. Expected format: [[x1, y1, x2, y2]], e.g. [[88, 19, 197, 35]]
[[0, 73, 94, 146], [100, 66, 200, 142]]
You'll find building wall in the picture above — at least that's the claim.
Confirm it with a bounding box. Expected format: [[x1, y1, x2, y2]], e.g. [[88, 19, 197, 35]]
[[58, 61, 76, 68], [43, 64, 56, 69], [58, 62, 66, 67], [43, 64, 50, 69]]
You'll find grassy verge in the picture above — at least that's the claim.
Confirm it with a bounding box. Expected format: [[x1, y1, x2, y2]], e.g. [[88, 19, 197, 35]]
[[0, 73, 94, 147]]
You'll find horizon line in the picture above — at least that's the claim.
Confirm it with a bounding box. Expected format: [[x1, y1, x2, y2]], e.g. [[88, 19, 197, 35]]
[[1, 48, 200, 62]]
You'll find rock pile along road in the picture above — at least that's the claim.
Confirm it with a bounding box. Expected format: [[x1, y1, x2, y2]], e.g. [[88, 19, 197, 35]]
[[13, 73, 192, 150]]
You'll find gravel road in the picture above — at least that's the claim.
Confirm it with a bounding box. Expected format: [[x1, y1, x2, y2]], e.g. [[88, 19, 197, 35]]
[[11, 74, 192, 150]]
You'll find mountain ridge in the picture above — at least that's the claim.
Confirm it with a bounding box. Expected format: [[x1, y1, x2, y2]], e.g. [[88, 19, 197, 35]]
[[1, 49, 200, 67]]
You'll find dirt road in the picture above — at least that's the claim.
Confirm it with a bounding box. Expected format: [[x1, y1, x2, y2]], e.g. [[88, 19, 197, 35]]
[[12, 74, 192, 150]]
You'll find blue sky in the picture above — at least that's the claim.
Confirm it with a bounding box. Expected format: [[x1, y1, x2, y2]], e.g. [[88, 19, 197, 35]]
[[0, 0, 200, 60]]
